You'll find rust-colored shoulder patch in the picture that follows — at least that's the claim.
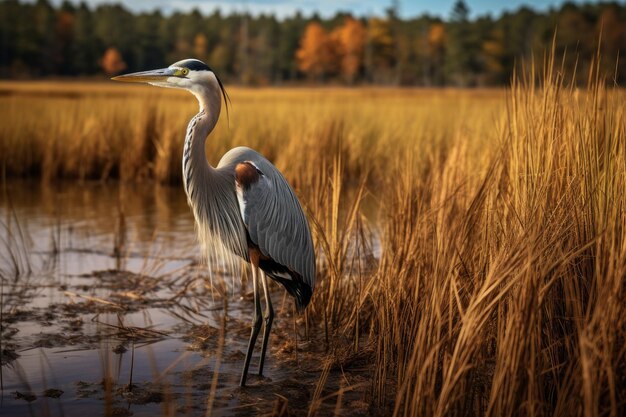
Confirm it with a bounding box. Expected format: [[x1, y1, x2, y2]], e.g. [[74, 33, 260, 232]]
[[235, 162, 261, 189], [248, 246, 269, 266]]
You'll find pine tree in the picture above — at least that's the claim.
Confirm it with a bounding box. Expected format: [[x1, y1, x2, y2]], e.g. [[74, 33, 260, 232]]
[[445, 0, 478, 86]]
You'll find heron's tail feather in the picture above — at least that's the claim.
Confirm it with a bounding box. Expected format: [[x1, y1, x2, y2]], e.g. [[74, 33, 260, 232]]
[[274, 275, 312, 312], [258, 257, 313, 311]]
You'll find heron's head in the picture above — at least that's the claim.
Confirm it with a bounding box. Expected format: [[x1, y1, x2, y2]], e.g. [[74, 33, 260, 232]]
[[112, 59, 229, 110]]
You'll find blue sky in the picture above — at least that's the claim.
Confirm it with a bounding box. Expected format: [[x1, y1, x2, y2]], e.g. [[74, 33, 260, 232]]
[[45, 0, 610, 19]]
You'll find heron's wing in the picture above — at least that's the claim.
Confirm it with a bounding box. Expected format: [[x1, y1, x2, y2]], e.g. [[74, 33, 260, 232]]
[[235, 161, 315, 303]]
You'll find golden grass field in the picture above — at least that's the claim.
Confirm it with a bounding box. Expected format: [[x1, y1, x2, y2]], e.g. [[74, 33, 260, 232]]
[[1, 55, 625, 416]]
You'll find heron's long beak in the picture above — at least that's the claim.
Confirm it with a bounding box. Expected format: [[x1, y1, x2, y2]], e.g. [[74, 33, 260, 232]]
[[111, 68, 176, 83]]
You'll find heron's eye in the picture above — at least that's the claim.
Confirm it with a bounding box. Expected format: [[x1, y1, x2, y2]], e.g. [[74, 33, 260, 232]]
[[180, 68, 189, 76]]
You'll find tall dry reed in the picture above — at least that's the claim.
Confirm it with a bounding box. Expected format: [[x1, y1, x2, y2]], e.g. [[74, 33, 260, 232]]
[[311, 53, 625, 416], [0, 50, 624, 416]]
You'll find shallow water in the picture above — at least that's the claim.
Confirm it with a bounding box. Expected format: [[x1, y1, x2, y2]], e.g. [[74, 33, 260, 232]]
[[1, 181, 198, 415], [0, 181, 371, 416]]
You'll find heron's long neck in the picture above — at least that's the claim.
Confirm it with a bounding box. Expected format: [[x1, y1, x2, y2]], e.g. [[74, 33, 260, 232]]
[[182, 85, 221, 202]]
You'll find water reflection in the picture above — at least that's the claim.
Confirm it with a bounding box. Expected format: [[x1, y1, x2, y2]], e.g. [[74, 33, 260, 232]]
[[1, 178, 372, 416], [0, 181, 224, 417], [2, 180, 195, 251]]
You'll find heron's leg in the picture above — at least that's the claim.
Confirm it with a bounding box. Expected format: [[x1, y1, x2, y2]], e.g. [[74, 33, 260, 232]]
[[257, 270, 274, 376], [240, 266, 262, 387]]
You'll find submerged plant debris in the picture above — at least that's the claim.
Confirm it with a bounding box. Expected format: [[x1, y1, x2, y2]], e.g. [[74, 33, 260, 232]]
[[2, 71, 625, 417], [0, 181, 374, 416]]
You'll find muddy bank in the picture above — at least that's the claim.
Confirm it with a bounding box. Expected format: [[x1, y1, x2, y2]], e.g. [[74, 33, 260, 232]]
[[0, 181, 382, 416], [2, 265, 374, 416]]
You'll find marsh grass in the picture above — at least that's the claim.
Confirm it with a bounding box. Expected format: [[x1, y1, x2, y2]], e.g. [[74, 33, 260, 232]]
[[0, 82, 503, 186], [322, 60, 622, 415], [0, 50, 625, 416], [299, 53, 625, 415]]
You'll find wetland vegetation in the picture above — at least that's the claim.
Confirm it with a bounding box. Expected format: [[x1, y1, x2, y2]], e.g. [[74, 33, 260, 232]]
[[1, 55, 625, 416]]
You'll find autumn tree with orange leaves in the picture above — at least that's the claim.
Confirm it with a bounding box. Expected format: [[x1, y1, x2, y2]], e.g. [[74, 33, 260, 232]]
[[296, 22, 334, 81], [297, 18, 365, 84], [100, 47, 126, 75], [332, 17, 366, 84], [2, 1, 625, 85]]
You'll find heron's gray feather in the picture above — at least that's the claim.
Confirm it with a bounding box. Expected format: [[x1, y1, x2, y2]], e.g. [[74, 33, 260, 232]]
[[180, 83, 314, 302], [219, 147, 316, 291]]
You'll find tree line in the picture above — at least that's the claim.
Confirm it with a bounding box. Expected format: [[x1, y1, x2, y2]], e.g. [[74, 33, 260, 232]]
[[0, 0, 624, 86]]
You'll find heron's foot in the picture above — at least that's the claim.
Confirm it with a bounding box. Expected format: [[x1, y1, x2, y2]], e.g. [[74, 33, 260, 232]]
[[240, 371, 259, 387], [239, 373, 270, 387], [257, 354, 269, 376]]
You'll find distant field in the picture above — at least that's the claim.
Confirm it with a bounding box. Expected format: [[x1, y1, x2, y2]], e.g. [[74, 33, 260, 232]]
[[1, 76, 625, 416], [0, 81, 505, 185]]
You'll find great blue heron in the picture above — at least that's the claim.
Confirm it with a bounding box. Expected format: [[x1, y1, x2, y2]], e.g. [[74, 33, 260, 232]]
[[112, 59, 315, 387]]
